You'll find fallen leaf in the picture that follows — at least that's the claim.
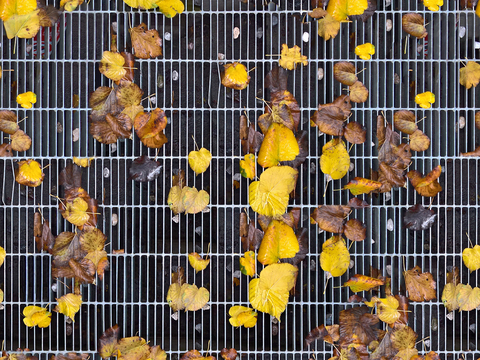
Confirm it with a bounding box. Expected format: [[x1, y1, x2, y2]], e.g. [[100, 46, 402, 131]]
[[278, 44, 308, 70], [349, 81, 369, 103], [0, 246, 5, 267], [23, 305, 51, 328], [343, 177, 382, 195], [61, 197, 90, 227], [73, 156, 95, 167], [310, 95, 351, 136], [396, 348, 419, 360], [249, 166, 298, 217], [409, 129, 430, 152], [348, 197, 370, 209], [440, 283, 459, 312], [459, 61, 480, 89], [15, 159, 45, 187], [349, 0, 376, 22], [129, 156, 162, 182], [394, 110, 418, 135], [60, 0, 84, 11], [343, 121, 367, 144], [0, 110, 19, 134], [99, 51, 130, 81], [98, 324, 120, 358], [239, 251, 256, 276], [116, 336, 150, 360], [402, 13, 428, 39], [364, 296, 400, 324], [150, 346, 167, 360], [403, 204, 436, 231], [280, 228, 309, 266], [130, 23, 162, 59], [89, 112, 133, 144], [320, 236, 350, 277], [258, 220, 299, 265], [334, 62, 357, 85], [58, 187, 98, 229], [188, 252, 210, 273], [344, 219, 366, 241], [228, 306, 258, 328], [354, 43, 375, 60], [156, 0, 185, 18], [239, 154, 255, 179], [16, 91, 37, 109], [461, 145, 480, 157], [180, 350, 215, 360], [310, 205, 351, 233], [54, 294, 82, 321], [462, 244, 480, 272], [404, 266, 436, 301], [415, 91, 435, 109], [79, 227, 108, 278], [249, 263, 298, 320], [343, 274, 384, 292], [122, 0, 158, 9], [304, 324, 340, 348], [391, 325, 417, 350], [407, 165, 442, 197], [188, 147, 212, 175], [183, 187, 210, 214], [338, 306, 379, 346], [258, 123, 299, 168], [326, 0, 369, 21], [0, 0, 42, 40], [10, 129, 32, 151], [181, 284, 210, 311], [423, 0, 443, 11], [455, 283, 480, 311], [221, 62, 250, 90], [0, 143, 13, 156], [317, 13, 340, 40], [258, 103, 295, 134], [117, 83, 144, 121], [320, 138, 350, 180], [134, 109, 168, 148], [241, 220, 264, 252], [242, 124, 264, 154], [220, 349, 237, 360]]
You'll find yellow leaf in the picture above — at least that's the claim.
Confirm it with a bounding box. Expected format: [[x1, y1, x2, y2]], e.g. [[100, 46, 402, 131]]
[[99, 51, 127, 82], [0, 0, 37, 21], [415, 91, 435, 109], [156, 0, 184, 18], [228, 306, 258, 328], [15, 159, 44, 187], [149, 346, 167, 360], [319, 236, 350, 277], [55, 294, 82, 321], [477, 4, 480, 18], [343, 274, 385, 293], [60, 0, 84, 11], [257, 123, 299, 168], [167, 283, 184, 312], [16, 91, 36, 109], [167, 185, 187, 214], [462, 244, 480, 272], [221, 62, 250, 90], [239, 154, 255, 179], [117, 336, 150, 360], [278, 44, 308, 70], [239, 251, 256, 276], [249, 166, 298, 217], [395, 349, 418, 360], [181, 284, 210, 311], [249, 263, 298, 320], [365, 296, 401, 324], [123, 0, 158, 9], [2, 4, 40, 40], [326, 0, 368, 22], [23, 305, 51, 328], [459, 61, 480, 89], [0, 246, 5, 267], [441, 283, 459, 312], [423, 0, 443, 11], [188, 148, 212, 175], [183, 187, 210, 214], [320, 138, 350, 180], [73, 156, 95, 167], [354, 43, 375, 60], [343, 177, 382, 196], [258, 220, 299, 265], [0, 289, 3, 303], [456, 284, 480, 311], [188, 252, 210, 273], [317, 13, 340, 40], [63, 197, 90, 227]]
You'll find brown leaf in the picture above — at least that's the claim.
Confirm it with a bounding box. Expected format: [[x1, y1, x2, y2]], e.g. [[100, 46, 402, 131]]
[[34, 213, 55, 253], [172, 169, 186, 188], [394, 110, 418, 135], [270, 90, 301, 131], [404, 266, 436, 302], [0, 110, 19, 134], [0, 143, 13, 157], [348, 197, 370, 209], [370, 331, 396, 360], [476, 111, 480, 130], [239, 115, 248, 140], [98, 324, 120, 358], [349, 81, 369, 103], [134, 109, 168, 148], [402, 13, 428, 39], [50, 354, 89, 360], [118, 52, 135, 85], [11, 130, 32, 152], [339, 306, 379, 346], [304, 324, 340, 348], [394, 295, 409, 326], [403, 204, 436, 231], [220, 348, 237, 360], [239, 213, 248, 239], [130, 23, 162, 59], [378, 160, 408, 193], [128, 156, 163, 182], [343, 121, 367, 144], [52, 258, 96, 284], [90, 112, 133, 144], [180, 350, 216, 360], [264, 66, 288, 93], [172, 266, 185, 286], [407, 165, 442, 197], [310, 205, 351, 233], [409, 129, 430, 152], [90, 86, 121, 113], [311, 95, 351, 136], [461, 145, 480, 157], [59, 163, 83, 192], [258, 104, 295, 134], [446, 266, 459, 286], [51, 232, 85, 267], [344, 219, 366, 241], [317, 13, 340, 41], [241, 220, 264, 252], [334, 62, 357, 86], [242, 124, 264, 154], [308, 7, 328, 19]]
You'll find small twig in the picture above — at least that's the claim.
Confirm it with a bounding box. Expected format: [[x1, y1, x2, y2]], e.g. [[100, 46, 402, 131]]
[[348, 241, 354, 251], [141, 94, 156, 102], [264, 54, 281, 57], [416, 116, 427, 124], [41, 164, 51, 171], [348, 143, 354, 153], [155, 148, 160, 161], [355, 67, 367, 76], [404, 36, 409, 55], [247, 66, 257, 73], [255, 96, 273, 112], [17, 116, 28, 125]]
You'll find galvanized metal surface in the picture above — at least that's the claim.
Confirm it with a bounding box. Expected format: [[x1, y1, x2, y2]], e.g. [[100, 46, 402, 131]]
[[0, 0, 479, 358]]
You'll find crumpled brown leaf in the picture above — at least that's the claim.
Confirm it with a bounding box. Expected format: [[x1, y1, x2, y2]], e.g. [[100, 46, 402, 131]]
[[130, 23, 162, 59], [310, 205, 351, 233], [310, 95, 351, 136], [404, 266, 437, 302]]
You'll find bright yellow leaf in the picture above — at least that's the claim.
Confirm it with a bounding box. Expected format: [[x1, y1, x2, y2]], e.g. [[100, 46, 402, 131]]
[[183, 187, 210, 214], [441, 283, 458, 312], [188, 148, 212, 175], [15, 159, 44, 187], [23, 305, 51, 328], [1, 0, 40, 40], [62, 197, 90, 227], [456, 284, 480, 311], [156, 0, 184, 18], [16, 91, 36, 109], [167, 185, 187, 214], [278, 44, 308, 70], [123, 0, 158, 9], [460, 61, 480, 89], [240, 154, 255, 179], [239, 251, 256, 276], [181, 284, 210, 311], [249, 263, 298, 320], [229, 306, 258, 328], [73, 156, 95, 167], [415, 91, 435, 109], [0, 0, 37, 20], [0, 289, 3, 303], [55, 294, 82, 321], [258, 220, 299, 265], [463, 245, 480, 272], [188, 252, 210, 273], [319, 236, 350, 277], [355, 43, 375, 60], [0, 246, 5, 267], [365, 296, 401, 324], [320, 138, 350, 180], [327, 0, 368, 22], [99, 51, 127, 81], [423, 0, 443, 11], [117, 336, 150, 360], [477, 4, 480, 18], [343, 177, 382, 196], [343, 274, 385, 293], [60, 0, 84, 11], [167, 283, 184, 312], [258, 123, 299, 168], [317, 13, 340, 40], [249, 166, 298, 217], [221, 63, 250, 90]]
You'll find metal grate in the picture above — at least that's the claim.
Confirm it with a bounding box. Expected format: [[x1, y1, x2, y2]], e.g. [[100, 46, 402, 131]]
[[0, 0, 479, 358]]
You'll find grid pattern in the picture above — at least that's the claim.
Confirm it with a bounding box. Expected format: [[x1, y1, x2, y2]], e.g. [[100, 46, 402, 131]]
[[1, 0, 480, 358]]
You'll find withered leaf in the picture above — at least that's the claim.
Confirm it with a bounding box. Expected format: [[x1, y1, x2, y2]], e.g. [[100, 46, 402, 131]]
[[304, 324, 340, 348], [129, 156, 162, 182], [378, 160, 407, 192], [269, 90, 301, 131], [130, 23, 162, 59], [409, 129, 430, 152], [11, 130, 32, 152], [242, 124, 264, 154], [343, 121, 367, 144], [344, 219, 366, 241], [310, 205, 351, 233], [402, 13, 428, 39], [89, 113, 133, 144], [350, 0, 376, 22], [348, 197, 370, 209], [339, 306, 379, 346], [281, 228, 309, 266], [220, 348, 237, 360], [239, 115, 248, 140], [334, 62, 357, 86], [311, 95, 351, 136], [134, 109, 168, 148], [0, 143, 13, 157], [280, 130, 308, 168], [264, 66, 288, 94], [241, 220, 264, 252], [394, 294, 409, 326], [394, 110, 418, 135], [403, 204, 436, 231], [461, 145, 480, 157], [0, 110, 19, 134], [34, 212, 55, 253], [349, 81, 369, 103], [59, 163, 83, 192], [258, 104, 295, 134], [50, 354, 89, 360], [407, 165, 442, 197], [51, 232, 85, 267], [98, 324, 120, 358], [52, 258, 96, 284], [404, 266, 436, 302], [391, 324, 417, 350]]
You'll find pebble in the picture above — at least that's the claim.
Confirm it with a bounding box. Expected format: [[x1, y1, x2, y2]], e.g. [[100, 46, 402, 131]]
[[386, 265, 392, 276], [384, 192, 391, 202], [233, 27, 240, 39], [233, 270, 242, 279], [188, 42, 194, 50], [195, 226, 202, 235], [432, 318, 438, 331], [458, 116, 466, 129], [394, 73, 400, 84], [302, 32, 310, 43], [172, 70, 179, 81], [112, 213, 118, 226], [195, 324, 202, 333], [387, 219, 394, 231], [66, 324, 73, 336], [218, 53, 225, 60], [103, 167, 110, 178], [72, 128, 80, 142], [111, 22, 118, 33], [458, 26, 466, 39], [310, 162, 316, 174], [349, 260, 355, 269], [202, 304, 210, 310], [110, 143, 117, 153], [172, 214, 180, 223], [56, 122, 63, 133], [317, 68, 324, 80], [256, 28, 263, 39], [164, 32, 171, 41], [171, 312, 179, 320], [150, 96, 157, 105], [386, 19, 393, 32], [310, 259, 316, 271], [157, 75, 164, 88], [51, 283, 57, 292], [233, 173, 242, 182], [349, 162, 354, 172]]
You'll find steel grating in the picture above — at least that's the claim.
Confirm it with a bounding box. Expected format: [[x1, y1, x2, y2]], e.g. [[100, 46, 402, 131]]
[[1, 0, 480, 359]]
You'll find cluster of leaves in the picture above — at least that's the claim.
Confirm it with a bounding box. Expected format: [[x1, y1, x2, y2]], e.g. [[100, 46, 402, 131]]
[[166, 266, 209, 311], [0, 110, 32, 156], [167, 168, 210, 215], [122, 0, 184, 17], [441, 266, 480, 312]]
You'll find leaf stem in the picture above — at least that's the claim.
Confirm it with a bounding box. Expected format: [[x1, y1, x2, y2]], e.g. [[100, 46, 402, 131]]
[[192, 135, 199, 151]]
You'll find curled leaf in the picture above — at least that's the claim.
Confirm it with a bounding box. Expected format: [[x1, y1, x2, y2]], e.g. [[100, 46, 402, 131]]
[[16, 91, 37, 109], [54, 293, 82, 321], [355, 43, 375, 60], [23, 305, 52, 328], [402, 13, 428, 39], [279, 44, 308, 70], [407, 165, 442, 197], [15, 159, 45, 187], [134, 109, 168, 148], [343, 274, 385, 293], [415, 91, 435, 109], [188, 252, 210, 273], [343, 177, 382, 195], [228, 306, 258, 328]]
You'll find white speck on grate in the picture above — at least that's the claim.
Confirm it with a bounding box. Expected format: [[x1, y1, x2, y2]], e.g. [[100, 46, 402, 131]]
[[72, 128, 80, 142], [310, 161, 316, 174], [470, 324, 476, 332], [56, 122, 63, 133], [103, 167, 110, 178], [424, 340, 431, 348], [271, 316, 278, 324], [233, 27, 240, 39], [310, 259, 316, 271], [111, 214, 118, 226], [475, 42, 480, 49], [218, 53, 225, 60], [172, 214, 180, 223], [387, 219, 394, 231], [386, 265, 392, 276], [157, 75, 164, 88], [384, 192, 391, 202], [202, 207, 210, 213], [233, 173, 242, 181], [256, 28, 263, 38], [458, 116, 466, 129], [172, 70, 179, 81], [150, 96, 157, 105], [51, 283, 57, 292], [302, 32, 310, 42], [394, 73, 400, 84], [110, 143, 117, 153], [371, 239, 375, 244], [188, 42, 194, 50], [458, 26, 466, 38], [386, 19, 393, 32], [164, 32, 171, 41], [233, 270, 242, 279], [195, 324, 202, 333], [349, 162, 355, 172], [171, 312, 179, 321], [317, 68, 324, 80], [195, 226, 202, 235], [202, 304, 210, 310], [349, 260, 355, 269], [446, 312, 454, 321], [111, 22, 118, 33]]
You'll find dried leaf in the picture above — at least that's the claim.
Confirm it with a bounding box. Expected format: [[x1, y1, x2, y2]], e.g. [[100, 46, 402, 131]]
[[310, 205, 351, 233], [220, 349, 237, 360], [0, 143, 13, 157], [348, 197, 370, 209], [128, 156, 162, 182], [462, 244, 480, 272], [320, 236, 350, 277], [99, 51, 128, 81], [134, 109, 168, 148], [278, 44, 308, 70], [239, 251, 256, 276], [180, 350, 215, 360], [409, 129, 430, 152], [461, 145, 480, 157], [183, 187, 210, 214], [0, 110, 19, 134], [156, 0, 184, 18], [343, 177, 382, 195], [98, 324, 120, 358], [326, 0, 369, 21], [460, 61, 480, 89], [338, 306, 379, 346], [311, 95, 351, 136], [334, 62, 357, 86], [343, 121, 367, 144], [304, 324, 340, 348], [221, 63, 250, 90], [181, 284, 210, 311], [15, 159, 45, 187], [407, 165, 442, 197], [130, 23, 162, 59], [394, 110, 418, 135], [344, 219, 366, 241], [11, 129, 32, 151], [317, 13, 341, 40], [344, 274, 384, 293], [403, 204, 436, 231], [404, 266, 436, 301], [364, 296, 400, 324], [402, 13, 428, 39], [73, 156, 95, 167], [423, 0, 443, 11], [239, 154, 255, 179], [54, 294, 82, 321], [455, 284, 480, 311], [349, 81, 369, 103]]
